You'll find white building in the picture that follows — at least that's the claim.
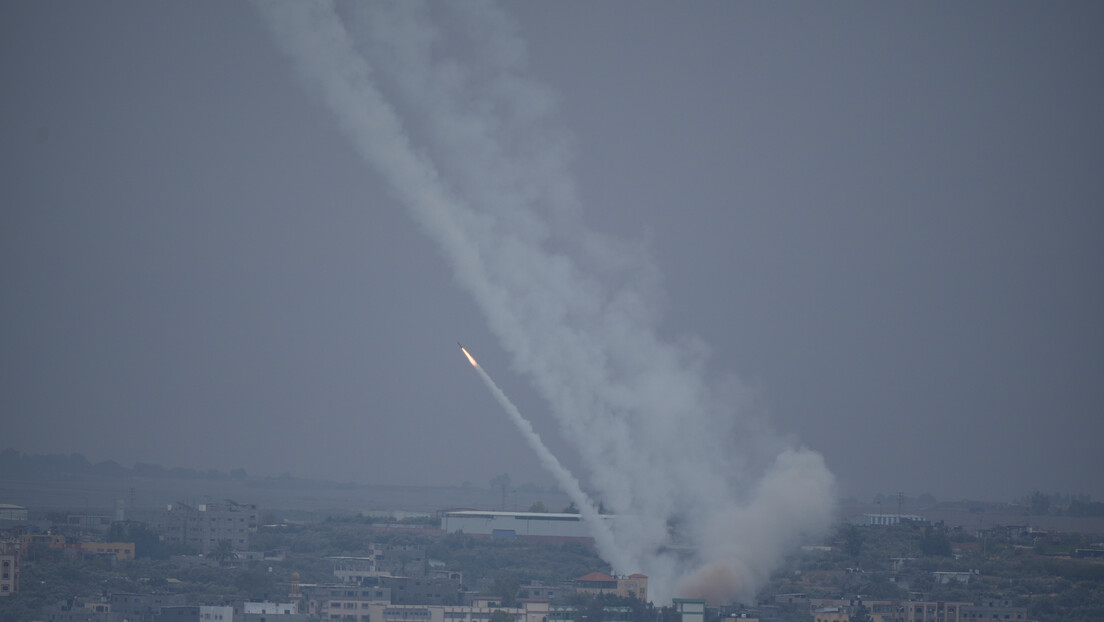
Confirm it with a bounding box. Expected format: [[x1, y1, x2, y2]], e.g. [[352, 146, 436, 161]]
[[440, 511, 612, 541], [848, 513, 925, 526], [244, 602, 298, 614], [0, 505, 28, 521]]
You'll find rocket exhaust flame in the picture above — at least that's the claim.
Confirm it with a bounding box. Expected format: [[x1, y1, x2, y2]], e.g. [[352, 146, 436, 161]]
[[460, 346, 478, 368]]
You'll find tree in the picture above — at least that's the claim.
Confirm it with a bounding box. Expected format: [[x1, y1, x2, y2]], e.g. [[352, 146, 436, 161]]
[[920, 527, 952, 557], [106, 521, 127, 541], [850, 602, 873, 622], [843, 525, 864, 558], [211, 539, 235, 565], [1030, 491, 1051, 516], [490, 611, 515, 622], [488, 576, 520, 607], [528, 501, 549, 513], [562, 502, 579, 514]]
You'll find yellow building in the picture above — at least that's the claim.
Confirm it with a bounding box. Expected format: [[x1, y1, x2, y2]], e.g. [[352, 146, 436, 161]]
[[574, 573, 649, 601], [19, 533, 66, 551], [81, 542, 135, 561]]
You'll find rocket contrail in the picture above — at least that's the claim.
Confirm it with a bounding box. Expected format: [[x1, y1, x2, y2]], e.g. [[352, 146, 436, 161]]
[[258, 0, 837, 603], [460, 345, 630, 572]]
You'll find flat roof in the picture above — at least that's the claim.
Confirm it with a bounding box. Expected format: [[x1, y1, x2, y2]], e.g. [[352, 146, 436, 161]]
[[443, 510, 613, 520]]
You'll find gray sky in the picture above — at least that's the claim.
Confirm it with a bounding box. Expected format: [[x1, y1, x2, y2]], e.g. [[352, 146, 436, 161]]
[[3, 1, 1102, 504]]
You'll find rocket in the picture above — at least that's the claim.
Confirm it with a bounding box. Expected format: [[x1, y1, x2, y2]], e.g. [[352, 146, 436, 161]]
[[458, 341, 479, 368]]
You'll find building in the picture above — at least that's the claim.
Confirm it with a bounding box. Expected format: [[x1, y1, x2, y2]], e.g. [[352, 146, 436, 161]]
[[239, 602, 308, 621], [155, 605, 233, 622], [295, 584, 558, 622], [961, 602, 1028, 621], [311, 597, 551, 622], [516, 581, 573, 602], [81, 541, 135, 561], [805, 598, 973, 622], [40, 597, 118, 622], [298, 583, 391, 619], [378, 575, 463, 605], [574, 573, 648, 601], [243, 602, 299, 615], [110, 593, 188, 622], [1, 540, 19, 596], [0, 504, 29, 521], [933, 570, 977, 585], [674, 599, 705, 622], [811, 607, 848, 622], [330, 544, 428, 583], [440, 511, 612, 543], [155, 501, 258, 553], [20, 533, 67, 551], [68, 514, 112, 530], [848, 514, 926, 526]]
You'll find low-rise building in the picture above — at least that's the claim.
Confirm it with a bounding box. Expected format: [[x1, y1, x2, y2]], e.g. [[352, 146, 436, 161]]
[[379, 575, 463, 605], [110, 592, 188, 622], [574, 573, 648, 601], [41, 597, 119, 622], [806, 598, 972, 622], [81, 541, 135, 561], [516, 581, 573, 602], [848, 514, 926, 526], [155, 605, 233, 622], [440, 511, 611, 544], [961, 602, 1028, 621], [674, 599, 705, 622], [238, 602, 307, 622]]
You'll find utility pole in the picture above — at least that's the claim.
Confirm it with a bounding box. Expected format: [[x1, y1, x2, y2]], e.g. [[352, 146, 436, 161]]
[[897, 491, 904, 521]]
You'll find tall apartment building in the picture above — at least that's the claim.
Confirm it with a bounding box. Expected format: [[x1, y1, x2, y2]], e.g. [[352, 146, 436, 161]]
[[1, 540, 19, 596], [155, 501, 258, 553]]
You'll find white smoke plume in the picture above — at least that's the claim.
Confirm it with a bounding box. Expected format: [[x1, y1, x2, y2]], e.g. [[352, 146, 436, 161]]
[[256, 0, 836, 604]]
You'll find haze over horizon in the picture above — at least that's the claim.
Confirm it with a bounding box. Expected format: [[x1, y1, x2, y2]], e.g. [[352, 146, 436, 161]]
[[3, 1, 1103, 509]]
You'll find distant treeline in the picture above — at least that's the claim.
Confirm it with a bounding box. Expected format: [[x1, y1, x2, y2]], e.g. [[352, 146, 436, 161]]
[[1021, 490, 1104, 516], [1067, 500, 1104, 517], [0, 448, 249, 482]]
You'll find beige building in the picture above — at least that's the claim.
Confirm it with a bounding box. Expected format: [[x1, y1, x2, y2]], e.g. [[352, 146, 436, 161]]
[[81, 541, 135, 561], [573, 573, 648, 601], [807, 598, 975, 622], [297, 586, 551, 622]]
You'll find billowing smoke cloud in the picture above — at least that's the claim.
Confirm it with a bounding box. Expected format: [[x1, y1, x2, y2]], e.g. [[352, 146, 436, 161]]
[[256, 0, 836, 604]]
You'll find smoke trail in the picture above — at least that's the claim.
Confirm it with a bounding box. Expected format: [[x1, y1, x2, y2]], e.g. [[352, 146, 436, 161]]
[[462, 348, 631, 571], [256, 0, 837, 603]]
